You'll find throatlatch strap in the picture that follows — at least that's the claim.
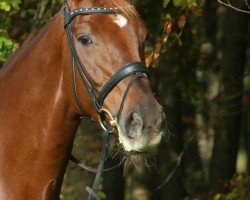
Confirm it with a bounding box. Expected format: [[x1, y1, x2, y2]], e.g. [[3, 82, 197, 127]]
[[86, 130, 111, 200]]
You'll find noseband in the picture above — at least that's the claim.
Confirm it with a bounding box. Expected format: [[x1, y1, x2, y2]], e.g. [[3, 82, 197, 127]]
[[63, 1, 148, 199]]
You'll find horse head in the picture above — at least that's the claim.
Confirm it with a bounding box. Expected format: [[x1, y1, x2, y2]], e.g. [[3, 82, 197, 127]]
[[63, 0, 165, 154]]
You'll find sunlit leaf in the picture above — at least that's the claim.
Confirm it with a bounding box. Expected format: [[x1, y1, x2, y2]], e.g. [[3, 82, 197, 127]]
[[0, 36, 18, 61], [6, 0, 21, 9], [173, 0, 183, 7], [0, 2, 11, 11], [165, 13, 172, 20], [163, 0, 171, 8], [187, 0, 197, 7], [165, 21, 172, 33], [213, 194, 222, 200]]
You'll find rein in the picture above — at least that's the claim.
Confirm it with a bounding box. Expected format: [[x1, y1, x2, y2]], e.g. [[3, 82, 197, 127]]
[[63, 1, 148, 199]]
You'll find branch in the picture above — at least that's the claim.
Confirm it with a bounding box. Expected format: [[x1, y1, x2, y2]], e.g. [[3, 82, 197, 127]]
[[217, 0, 250, 14], [151, 135, 195, 193]]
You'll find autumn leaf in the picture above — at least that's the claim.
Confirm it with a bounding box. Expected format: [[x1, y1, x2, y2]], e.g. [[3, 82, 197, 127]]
[[165, 21, 173, 33], [178, 15, 187, 29], [193, 7, 203, 16]]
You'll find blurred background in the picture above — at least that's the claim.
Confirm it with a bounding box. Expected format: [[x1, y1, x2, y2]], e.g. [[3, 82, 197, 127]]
[[1, 0, 250, 199]]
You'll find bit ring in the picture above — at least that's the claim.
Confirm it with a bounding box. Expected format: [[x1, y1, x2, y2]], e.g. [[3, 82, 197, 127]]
[[98, 108, 118, 133]]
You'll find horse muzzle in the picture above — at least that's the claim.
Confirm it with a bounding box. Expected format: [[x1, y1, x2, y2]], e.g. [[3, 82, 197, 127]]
[[118, 104, 165, 153]]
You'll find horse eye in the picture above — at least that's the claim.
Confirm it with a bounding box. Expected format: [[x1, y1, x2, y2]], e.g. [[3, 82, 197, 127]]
[[78, 35, 92, 46]]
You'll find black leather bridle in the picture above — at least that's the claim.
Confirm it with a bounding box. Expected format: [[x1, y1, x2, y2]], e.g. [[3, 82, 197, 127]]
[[63, 1, 148, 199]]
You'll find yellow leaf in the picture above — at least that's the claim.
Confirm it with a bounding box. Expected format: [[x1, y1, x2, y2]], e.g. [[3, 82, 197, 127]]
[[0, 2, 11, 12], [214, 193, 222, 200]]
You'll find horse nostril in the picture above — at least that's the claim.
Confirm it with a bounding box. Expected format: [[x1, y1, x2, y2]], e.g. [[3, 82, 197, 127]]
[[125, 112, 143, 139]]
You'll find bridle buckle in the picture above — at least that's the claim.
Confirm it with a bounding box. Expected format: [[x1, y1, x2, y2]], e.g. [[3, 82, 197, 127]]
[[98, 108, 118, 133]]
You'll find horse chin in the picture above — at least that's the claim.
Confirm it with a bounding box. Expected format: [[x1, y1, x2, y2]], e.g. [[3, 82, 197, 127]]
[[116, 125, 162, 155]]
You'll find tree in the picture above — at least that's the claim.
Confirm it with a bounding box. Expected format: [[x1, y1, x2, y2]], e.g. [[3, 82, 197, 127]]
[[210, 0, 249, 187], [0, 0, 20, 62]]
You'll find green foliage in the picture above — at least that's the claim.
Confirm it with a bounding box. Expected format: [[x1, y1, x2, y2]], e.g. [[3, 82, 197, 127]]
[[0, 0, 21, 61], [0, 36, 18, 61], [163, 0, 171, 8], [0, 0, 21, 11], [163, 0, 199, 8]]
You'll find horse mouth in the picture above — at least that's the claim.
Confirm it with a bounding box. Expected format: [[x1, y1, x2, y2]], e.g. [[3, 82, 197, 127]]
[[116, 124, 162, 154]]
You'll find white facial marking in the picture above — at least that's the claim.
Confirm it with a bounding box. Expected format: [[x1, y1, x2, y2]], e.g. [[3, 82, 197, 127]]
[[114, 14, 128, 28]]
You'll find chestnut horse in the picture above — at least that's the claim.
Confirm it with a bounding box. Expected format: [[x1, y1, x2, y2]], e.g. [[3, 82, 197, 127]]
[[0, 0, 164, 199]]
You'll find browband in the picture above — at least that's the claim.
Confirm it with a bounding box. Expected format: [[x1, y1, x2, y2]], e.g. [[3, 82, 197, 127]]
[[64, 5, 122, 27]]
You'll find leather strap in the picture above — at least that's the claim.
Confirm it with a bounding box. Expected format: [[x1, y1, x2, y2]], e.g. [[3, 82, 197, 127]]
[[69, 154, 126, 173], [64, 4, 121, 27], [86, 130, 111, 200], [98, 62, 148, 105]]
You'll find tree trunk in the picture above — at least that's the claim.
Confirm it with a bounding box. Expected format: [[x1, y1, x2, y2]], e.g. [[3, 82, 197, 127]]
[[123, 64, 188, 200], [210, 2, 248, 187], [153, 87, 187, 200], [103, 158, 125, 200], [194, 0, 219, 188]]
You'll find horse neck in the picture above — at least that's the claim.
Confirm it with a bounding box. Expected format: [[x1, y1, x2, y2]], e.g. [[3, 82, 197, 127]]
[[0, 9, 80, 198]]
